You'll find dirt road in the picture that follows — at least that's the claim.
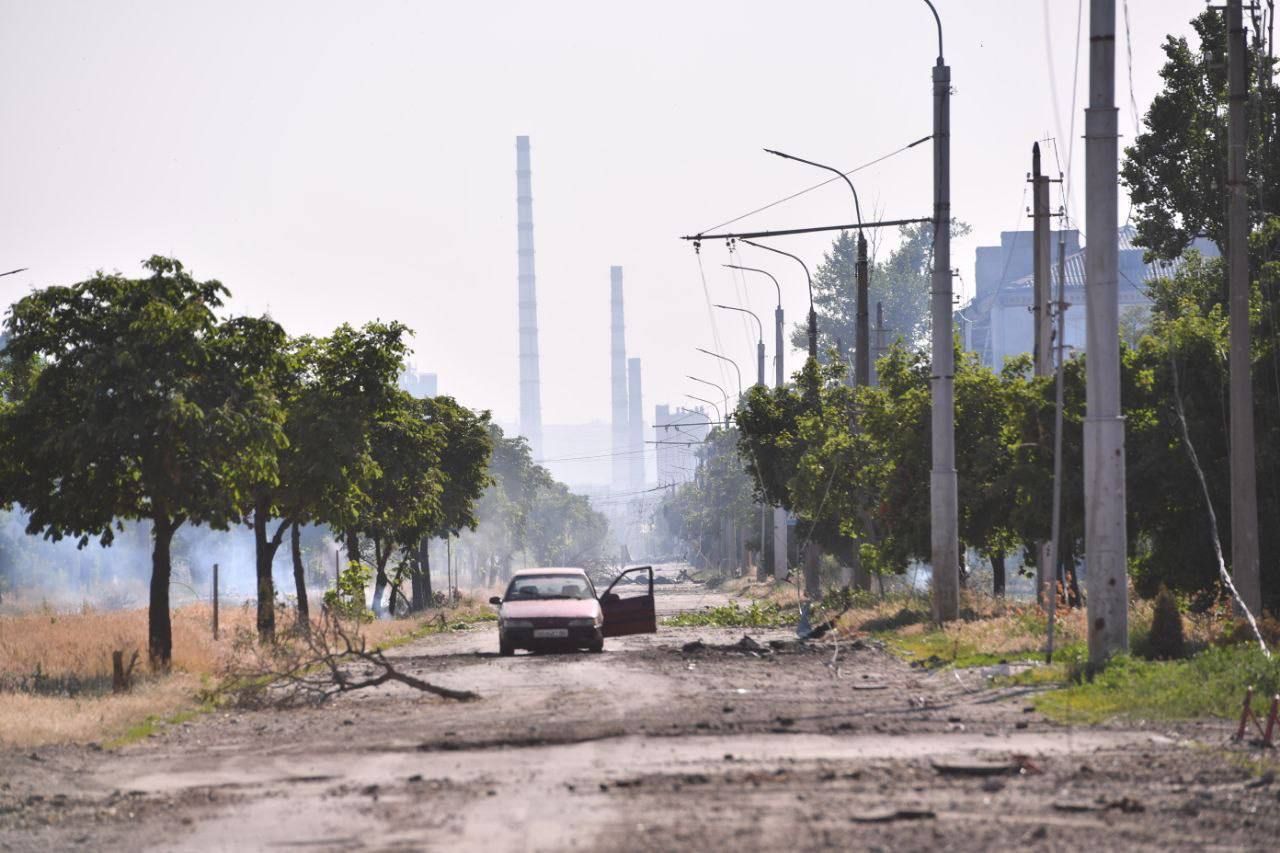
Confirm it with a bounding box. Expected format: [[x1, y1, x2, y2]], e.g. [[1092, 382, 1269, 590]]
[[2, 573, 1276, 851]]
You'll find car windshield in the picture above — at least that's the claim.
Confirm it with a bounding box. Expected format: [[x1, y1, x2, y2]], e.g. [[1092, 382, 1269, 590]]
[[504, 574, 594, 601]]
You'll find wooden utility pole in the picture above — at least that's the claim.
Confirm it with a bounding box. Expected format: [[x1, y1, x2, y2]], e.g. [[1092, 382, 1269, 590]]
[[1227, 0, 1262, 615], [1084, 0, 1129, 664], [1031, 142, 1053, 606]]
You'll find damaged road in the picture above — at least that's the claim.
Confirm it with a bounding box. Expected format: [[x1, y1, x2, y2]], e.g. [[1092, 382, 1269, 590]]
[[2, 578, 1276, 851]]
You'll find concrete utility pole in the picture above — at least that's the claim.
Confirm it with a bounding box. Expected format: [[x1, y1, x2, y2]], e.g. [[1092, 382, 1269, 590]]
[[928, 7, 960, 624], [1046, 228, 1068, 662], [873, 302, 886, 386], [1084, 0, 1129, 664], [855, 233, 870, 387], [723, 263, 789, 581], [1031, 143, 1053, 377], [1031, 142, 1053, 606], [1227, 0, 1262, 615]]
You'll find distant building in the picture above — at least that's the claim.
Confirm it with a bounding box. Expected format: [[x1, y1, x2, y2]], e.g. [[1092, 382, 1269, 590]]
[[400, 368, 438, 399], [958, 226, 1217, 367], [653, 405, 709, 488]]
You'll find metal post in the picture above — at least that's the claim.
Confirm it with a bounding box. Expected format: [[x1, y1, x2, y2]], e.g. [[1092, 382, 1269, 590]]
[[212, 563, 219, 641], [930, 49, 959, 623], [1084, 0, 1128, 664], [1227, 0, 1261, 615], [855, 233, 870, 387], [1031, 142, 1053, 606]]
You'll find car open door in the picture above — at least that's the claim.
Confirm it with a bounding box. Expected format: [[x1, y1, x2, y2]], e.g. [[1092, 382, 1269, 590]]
[[599, 566, 656, 637]]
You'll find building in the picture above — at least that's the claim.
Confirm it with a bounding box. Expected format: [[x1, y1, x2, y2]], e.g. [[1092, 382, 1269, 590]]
[[400, 368, 438, 398], [959, 226, 1217, 367], [653, 405, 709, 488]]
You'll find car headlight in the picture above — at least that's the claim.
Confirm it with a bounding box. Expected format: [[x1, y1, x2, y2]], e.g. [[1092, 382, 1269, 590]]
[[503, 619, 533, 629], [567, 618, 598, 628]]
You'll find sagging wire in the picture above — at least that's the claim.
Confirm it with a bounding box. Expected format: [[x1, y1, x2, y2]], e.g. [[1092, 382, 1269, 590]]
[[1169, 342, 1272, 659], [696, 135, 932, 237]]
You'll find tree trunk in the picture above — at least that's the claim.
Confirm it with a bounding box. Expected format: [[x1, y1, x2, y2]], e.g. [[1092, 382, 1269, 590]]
[[1062, 539, 1083, 608], [410, 538, 433, 612], [291, 521, 309, 635], [148, 515, 179, 670], [252, 496, 281, 643], [991, 550, 1006, 598], [371, 538, 389, 617], [803, 542, 821, 600]]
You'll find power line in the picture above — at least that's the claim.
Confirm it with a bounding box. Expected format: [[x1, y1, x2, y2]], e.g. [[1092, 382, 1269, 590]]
[[695, 135, 931, 236]]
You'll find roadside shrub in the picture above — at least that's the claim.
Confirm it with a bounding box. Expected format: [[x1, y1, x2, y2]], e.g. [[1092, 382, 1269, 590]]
[[1216, 612, 1280, 648], [1146, 586, 1187, 660], [323, 563, 374, 622], [665, 601, 794, 628]]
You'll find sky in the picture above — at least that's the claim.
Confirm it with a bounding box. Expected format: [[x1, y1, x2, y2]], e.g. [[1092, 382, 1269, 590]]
[[0, 0, 1211, 438]]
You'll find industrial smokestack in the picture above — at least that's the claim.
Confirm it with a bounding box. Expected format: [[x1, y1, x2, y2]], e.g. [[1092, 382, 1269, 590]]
[[515, 136, 543, 458], [611, 266, 628, 492], [628, 357, 644, 492]]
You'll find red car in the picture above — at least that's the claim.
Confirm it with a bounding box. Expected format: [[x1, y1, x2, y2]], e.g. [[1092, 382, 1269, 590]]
[[489, 566, 656, 655]]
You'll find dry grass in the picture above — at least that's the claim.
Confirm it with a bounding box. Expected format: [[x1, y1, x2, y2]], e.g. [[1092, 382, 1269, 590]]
[[0, 674, 200, 748], [828, 588, 1229, 666], [0, 596, 497, 748]]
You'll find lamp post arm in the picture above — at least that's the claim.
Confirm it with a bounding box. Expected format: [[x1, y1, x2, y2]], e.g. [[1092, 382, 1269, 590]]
[[740, 240, 811, 306], [723, 264, 782, 308], [686, 394, 721, 424], [713, 304, 763, 343], [762, 149, 863, 231], [696, 348, 743, 401], [921, 0, 944, 62]]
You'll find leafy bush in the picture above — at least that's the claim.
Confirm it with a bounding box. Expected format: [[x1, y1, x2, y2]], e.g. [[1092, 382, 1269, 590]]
[[323, 563, 373, 622], [665, 601, 794, 628], [1145, 586, 1187, 660]]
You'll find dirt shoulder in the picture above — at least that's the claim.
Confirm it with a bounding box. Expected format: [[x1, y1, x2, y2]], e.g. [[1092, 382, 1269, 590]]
[[1, 583, 1276, 852]]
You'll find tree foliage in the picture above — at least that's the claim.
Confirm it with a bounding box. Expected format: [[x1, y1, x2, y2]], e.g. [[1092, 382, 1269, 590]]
[[0, 258, 286, 665]]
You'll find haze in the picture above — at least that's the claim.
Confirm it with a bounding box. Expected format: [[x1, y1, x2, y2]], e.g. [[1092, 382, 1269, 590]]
[[0, 0, 1206, 429]]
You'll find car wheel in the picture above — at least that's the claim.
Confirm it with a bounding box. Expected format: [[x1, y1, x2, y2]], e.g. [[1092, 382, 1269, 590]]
[[499, 638, 514, 657], [588, 640, 604, 653]]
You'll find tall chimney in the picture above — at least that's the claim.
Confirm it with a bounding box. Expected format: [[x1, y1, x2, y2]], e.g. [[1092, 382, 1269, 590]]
[[610, 266, 628, 491], [628, 357, 644, 492], [515, 136, 543, 458]]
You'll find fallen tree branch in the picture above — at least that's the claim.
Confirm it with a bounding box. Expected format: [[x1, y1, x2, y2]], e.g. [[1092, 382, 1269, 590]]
[[222, 613, 479, 708]]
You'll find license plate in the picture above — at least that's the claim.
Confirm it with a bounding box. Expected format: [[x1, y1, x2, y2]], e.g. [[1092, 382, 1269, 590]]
[[533, 628, 568, 638]]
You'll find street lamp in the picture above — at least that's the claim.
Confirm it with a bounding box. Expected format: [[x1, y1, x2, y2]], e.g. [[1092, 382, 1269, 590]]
[[696, 347, 743, 403], [687, 375, 729, 422], [741, 240, 816, 360], [724, 264, 785, 388], [685, 393, 722, 424], [713, 304, 765, 387], [725, 264, 791, 582], [763, 148, 869, 387]]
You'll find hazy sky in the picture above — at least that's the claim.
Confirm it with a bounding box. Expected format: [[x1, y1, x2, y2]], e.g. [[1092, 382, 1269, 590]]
[[1, 0, 1209, 436]]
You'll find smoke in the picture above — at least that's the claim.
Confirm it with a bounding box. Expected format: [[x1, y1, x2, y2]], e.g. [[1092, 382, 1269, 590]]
[[0, 509, 339, 613]]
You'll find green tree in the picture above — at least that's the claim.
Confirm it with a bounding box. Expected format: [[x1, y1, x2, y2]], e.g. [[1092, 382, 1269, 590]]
[[1121, 9, 1278, 260], [409, 396, 493, 611], [0, 258, 285, 667], [791, 222, 971, 361]]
